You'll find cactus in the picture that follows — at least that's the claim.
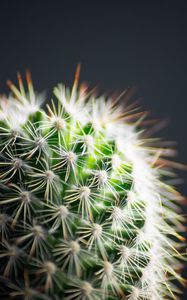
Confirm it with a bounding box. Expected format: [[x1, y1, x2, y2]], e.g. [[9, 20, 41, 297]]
[[0, 66, 186, 300]]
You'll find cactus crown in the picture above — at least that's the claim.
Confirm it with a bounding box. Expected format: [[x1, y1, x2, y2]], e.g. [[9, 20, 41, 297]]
[[0, 66, 186, 300]]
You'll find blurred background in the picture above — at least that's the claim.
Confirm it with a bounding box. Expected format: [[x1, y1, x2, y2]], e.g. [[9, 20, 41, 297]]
[[0, 0, 186, 297]]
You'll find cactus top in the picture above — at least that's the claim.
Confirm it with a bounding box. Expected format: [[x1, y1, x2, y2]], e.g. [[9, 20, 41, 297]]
[[0, 66, 186, 299]]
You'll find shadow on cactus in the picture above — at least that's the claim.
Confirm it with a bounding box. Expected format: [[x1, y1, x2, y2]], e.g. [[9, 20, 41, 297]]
[[0, 65, 186, 299]]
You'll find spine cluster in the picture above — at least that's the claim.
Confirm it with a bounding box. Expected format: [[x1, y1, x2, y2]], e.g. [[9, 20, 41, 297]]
[[0, 68, 185, 300]]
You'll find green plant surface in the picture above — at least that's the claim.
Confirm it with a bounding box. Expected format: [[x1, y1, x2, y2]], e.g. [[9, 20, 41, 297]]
[[0, 67, 186, 300]]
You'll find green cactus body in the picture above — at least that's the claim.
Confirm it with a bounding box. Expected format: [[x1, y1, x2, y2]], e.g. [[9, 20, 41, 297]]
[[0, 68, 185, 299]]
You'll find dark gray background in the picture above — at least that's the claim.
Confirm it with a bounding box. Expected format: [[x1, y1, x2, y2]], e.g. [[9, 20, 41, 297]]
[[0, 0, 186, 297]]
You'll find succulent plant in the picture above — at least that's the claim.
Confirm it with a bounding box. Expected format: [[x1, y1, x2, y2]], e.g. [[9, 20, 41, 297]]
[[0, 66, 186, 300]]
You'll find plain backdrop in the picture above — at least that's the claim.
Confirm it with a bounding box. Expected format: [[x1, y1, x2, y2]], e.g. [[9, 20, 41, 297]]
[[0, 0, 186, 298]]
